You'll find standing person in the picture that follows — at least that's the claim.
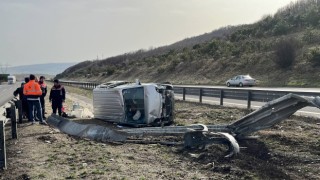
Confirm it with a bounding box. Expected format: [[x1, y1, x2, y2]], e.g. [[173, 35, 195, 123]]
[[49, 79, 66, 116], [38, 76, 47, 119], [23, 74, 47, 125], [33, 76, 39, 121], [13, 77, 30, 120]]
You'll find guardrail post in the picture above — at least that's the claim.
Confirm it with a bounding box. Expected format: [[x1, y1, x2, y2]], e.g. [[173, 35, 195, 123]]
[[220, 90, 224, 106], [183, 88, 186, 101], [16, 100, 23, 124], [199, 88, 203, 103], [10, 103, 17, 139], [0, 120, 6, 169], [247, 91, 251, 109]]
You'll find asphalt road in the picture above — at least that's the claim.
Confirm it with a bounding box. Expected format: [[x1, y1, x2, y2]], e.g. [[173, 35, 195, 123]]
[[0, 83, 20, 107], [175, 94, 320, 118]]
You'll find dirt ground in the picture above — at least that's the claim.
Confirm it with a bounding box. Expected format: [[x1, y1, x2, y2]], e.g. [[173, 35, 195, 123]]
[[1, 84, 320, 180]]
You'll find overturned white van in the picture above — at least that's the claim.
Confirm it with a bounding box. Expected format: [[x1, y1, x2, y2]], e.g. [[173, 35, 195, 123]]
[[93, 81, 174, 126]]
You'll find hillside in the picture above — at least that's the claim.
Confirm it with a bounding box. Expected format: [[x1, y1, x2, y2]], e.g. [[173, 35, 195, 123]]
[[56, 0, 320, 87], [7, 63, 77, 75]]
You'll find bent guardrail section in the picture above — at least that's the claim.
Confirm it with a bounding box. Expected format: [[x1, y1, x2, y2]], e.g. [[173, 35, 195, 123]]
[[47, 114, 128, 142], [228, 93, 320, 138]]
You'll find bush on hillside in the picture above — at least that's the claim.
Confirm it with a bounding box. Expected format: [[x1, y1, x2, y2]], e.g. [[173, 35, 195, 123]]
[[307, 47, 320, 66], [192, 44, 201, 49], [303, 28, 320, 43], [272, 20, 290, 35], [104, 66, 116, 76], [273, 38, 298, 69]]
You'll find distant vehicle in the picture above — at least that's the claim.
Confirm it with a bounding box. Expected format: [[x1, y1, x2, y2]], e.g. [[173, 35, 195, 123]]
[[93, 81, 174, 126], [226, 75, 256, 87], [7, 75, 16, 84]]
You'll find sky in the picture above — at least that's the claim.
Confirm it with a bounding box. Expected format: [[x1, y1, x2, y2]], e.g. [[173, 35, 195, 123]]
[[0, 0, 294, 66]]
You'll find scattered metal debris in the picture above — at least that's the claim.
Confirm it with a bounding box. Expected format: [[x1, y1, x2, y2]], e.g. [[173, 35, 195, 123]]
[[48, 93, 320, 157]]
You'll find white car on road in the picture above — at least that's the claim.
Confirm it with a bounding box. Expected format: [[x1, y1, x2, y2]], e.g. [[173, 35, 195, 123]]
[[226, 75, 256, 87]]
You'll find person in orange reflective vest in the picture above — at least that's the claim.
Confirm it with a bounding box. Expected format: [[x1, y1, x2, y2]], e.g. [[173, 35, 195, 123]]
[[38, 76, 47, 119], [23, 74, 47, 125]]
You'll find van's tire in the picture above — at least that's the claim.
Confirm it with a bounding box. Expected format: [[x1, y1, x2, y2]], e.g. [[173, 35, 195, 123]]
[[227, 82, 230, 87], [239, 82, 243, 87]]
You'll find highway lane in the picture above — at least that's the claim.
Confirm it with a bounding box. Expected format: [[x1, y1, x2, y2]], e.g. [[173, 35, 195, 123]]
[[0, 83, 20, 106], [175, 94, 320, 118]]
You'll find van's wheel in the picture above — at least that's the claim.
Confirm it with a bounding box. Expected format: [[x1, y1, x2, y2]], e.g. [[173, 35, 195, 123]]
[[239, 82, 243, 87], [227, 82, 230, 87]]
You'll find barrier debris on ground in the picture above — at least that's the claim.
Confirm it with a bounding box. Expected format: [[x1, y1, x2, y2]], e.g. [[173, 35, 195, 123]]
[[48, 93, 320, 157]]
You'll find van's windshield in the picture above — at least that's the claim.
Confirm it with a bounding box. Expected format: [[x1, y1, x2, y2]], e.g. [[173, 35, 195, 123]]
[[122, 87, 145, 123]]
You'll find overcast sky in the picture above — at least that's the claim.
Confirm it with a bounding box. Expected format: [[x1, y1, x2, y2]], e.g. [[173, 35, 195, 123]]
[[0, 0, 294, 66]]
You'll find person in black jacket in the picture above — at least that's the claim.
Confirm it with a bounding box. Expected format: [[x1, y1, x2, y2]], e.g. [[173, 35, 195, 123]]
[[49, 79, 66, 116], [13, 77, 30, 120]]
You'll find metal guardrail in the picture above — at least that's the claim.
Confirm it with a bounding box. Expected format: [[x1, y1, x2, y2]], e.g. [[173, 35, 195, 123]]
[[0, 99, 21, 169], [173, 86, 320, 109], [57, 80, 100, 90], [57, 80, 320, 109]]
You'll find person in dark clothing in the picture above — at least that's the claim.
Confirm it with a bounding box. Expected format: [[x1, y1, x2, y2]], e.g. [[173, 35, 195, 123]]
[[13, 77, 30, 120], [13, 83, 24, 99], [49, 79, 66, 116], [38, 76, 47, 119]]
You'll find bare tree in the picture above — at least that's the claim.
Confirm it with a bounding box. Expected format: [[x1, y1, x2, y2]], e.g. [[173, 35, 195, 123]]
[[0, 63, 9, 74]]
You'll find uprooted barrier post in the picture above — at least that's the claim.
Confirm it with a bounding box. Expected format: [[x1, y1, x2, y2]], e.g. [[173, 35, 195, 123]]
[[15, 100, 23, 124], [10, 102, 17, 139]]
